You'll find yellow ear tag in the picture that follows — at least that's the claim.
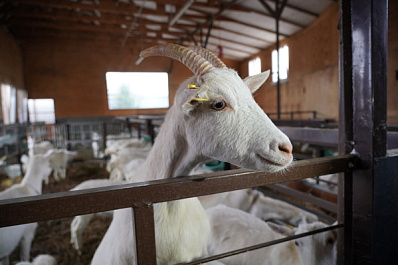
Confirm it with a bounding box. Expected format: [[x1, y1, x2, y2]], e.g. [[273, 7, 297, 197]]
[[188, 84, 200, 89], [189, 97, 209, 103]]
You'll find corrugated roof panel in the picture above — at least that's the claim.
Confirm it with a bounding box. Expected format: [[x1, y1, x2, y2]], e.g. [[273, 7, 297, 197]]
[[288, 0, 334, 14], [208, 29, 268, 49], [223, 10, 300, 36], [217, 21, 276, 43], [206, 36, 261, 54]]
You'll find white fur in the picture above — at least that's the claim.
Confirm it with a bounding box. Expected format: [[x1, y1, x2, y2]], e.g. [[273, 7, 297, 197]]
[[15, 254, 57, 265], [106, 145, 151, 181], [206, 205, 336, 265], [70, 165, 211, 254], [92, 59, 292, 264], [27, 137, 54, 157], [105, 138, 150, 155], [91, 132, 102, 158], [199, 189, 318, 225], [21, 149, 76, 185], [46, 149, 77, 184], [69, 179, 124, 253], [0, 153, 53, 265], [306, 174, 338, 192]]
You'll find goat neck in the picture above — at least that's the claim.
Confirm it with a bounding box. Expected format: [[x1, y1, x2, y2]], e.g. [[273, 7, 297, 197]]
[[21, 154, 52, 195], [133, 105, 203, 182]]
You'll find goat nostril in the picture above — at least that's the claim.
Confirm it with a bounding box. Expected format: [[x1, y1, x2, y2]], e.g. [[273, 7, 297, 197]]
[[278, 143, 292, 155]]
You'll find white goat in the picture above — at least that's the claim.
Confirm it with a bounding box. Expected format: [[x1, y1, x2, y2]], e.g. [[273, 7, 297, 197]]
[[70, 164, 213, 255], [105, 137, 150, 155], [91, 44, 293, 265], [106, 145, 152, 180], [0, 153, 53, 265], [206, 205, 337, 265], [46, 149, 77, 184], [306, 174, 338, 192], [70, 165, 213, 255], [15, 254, 57, 265], [27, 137, 54, 157], [69, 179, 125, 254], [199, 189, 318, 225], [91, 132, 102, 158], [21, 149, 76, 185]]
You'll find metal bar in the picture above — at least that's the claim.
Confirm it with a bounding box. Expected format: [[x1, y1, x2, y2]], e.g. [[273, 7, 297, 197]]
[[187, 0, 239, 39], [203, 20, 213, 49], [373, 155, 398, 265], [349, 0, 388, 264], [267, 183, 338, 213], [276, 7, 281, 120], [180, 223, 344, 265], [133, 204, 157, 265], [258, 0, 276, 16], [169, 0, 195, 27], [0, 155, 356, 228], [337, 0, 354, 263], [258, 187, 336, 223], [102, 122, 107, 149], [278, 126, 339, 146]]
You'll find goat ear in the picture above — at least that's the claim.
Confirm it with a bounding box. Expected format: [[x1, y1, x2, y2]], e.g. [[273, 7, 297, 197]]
[[243, 70, 270, 94], [268, 222, 295, 237]]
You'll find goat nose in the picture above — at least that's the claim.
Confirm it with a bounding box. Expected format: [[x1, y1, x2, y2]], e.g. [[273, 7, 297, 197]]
[[278, 142, 293, 155]]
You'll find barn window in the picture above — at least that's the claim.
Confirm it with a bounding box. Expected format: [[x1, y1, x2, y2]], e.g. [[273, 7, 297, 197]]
[[106, 72, 169, 110], [0, 83, 17, 125], [248, 57, 261, 76], [17, 89, 28, 123], [28, 99, 56, 124], [271, 45, 289, 83]]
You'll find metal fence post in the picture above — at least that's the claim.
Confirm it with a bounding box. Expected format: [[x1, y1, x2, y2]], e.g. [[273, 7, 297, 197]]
[[132, 204, 157, 265], [339, 0, 389, 264]]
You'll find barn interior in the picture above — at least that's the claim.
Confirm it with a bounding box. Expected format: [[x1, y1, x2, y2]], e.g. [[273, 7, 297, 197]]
[[0, 0, 397, 265]]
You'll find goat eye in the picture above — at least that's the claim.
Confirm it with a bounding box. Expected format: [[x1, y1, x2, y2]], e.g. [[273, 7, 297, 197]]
[[212, 99, 227, 110]]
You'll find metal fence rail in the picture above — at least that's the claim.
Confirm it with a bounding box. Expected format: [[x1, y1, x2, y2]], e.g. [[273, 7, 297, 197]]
[[182, 223, 344, 265], [0, 155, 356, 264]]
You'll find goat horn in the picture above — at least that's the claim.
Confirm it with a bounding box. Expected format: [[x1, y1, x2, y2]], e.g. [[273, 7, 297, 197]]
[[188, 46, 227, 68], [140, 44, 215, 76]]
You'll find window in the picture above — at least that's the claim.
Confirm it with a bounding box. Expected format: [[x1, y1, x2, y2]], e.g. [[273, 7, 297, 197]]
[[1, 83, 17, 125], [28, 99, 56, 124], [248, 57, 261, 76], [17, 89, 28, 123], [271, 45, 289, 83], [106, 72, 169, 110]]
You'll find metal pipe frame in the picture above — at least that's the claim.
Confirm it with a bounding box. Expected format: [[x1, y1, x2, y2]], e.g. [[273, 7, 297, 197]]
[[338, 0, 391, 264], [0, 155, 356, 264], [0, 155, 356, 228]]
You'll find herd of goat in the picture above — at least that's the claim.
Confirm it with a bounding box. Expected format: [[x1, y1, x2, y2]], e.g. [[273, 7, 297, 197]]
[[0, 44, 337, 265]]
